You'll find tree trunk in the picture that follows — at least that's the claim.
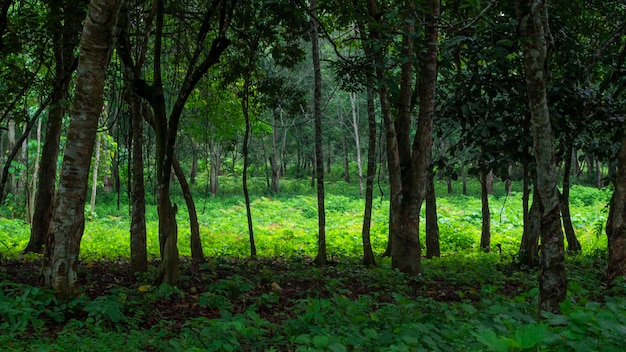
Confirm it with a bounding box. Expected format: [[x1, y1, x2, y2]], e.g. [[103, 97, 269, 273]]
[[596, 157, 603, 189], [351, 92, 364, 195], [25, 11, 79, 250], [606, 98, 626, 282], [242, 73, 256, 257], [7, 119, 16, 195], [172, 155, 204, 265], [19, 123, 28, 203], [128, 89, 147, 273], [486, 169, 494, 195], [355, 12, 378, 266], [342, 134, 350, 183], [190, 142, 198, 185], [426, 169, 440, 258], [89, 133, 102, 213], [270, 112, 281, 193], [28, 118, 42, 224], [209, 138, 220, 197], [480, 162, 491, 252], [517, 0, 567, 313], [560, 143, 582, 252], [390, 2, 420, 275], [310, 0, 327, 266], [43, 0, 121, 297], [520, 186, 541, 266], [461, 159, 468, 195]]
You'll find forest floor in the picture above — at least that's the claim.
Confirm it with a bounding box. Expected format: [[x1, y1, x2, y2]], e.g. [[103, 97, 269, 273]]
[[3, 252, 625, 351]]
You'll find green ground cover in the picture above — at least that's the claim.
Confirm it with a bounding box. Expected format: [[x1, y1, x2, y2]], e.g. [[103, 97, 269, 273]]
[[0, 178, 621, 351]]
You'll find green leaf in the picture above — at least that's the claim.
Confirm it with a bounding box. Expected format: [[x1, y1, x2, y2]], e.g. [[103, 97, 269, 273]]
[[312, 335, 329, 348], [472, 329, 509, 352], [363, 328, 378, 339], [328, 343, 347, 352], [515, 324, 547, 349], [293, 334, 311, 344]]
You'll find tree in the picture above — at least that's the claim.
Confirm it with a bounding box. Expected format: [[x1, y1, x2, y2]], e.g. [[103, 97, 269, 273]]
[[368, 0, 439, 274], [310, 0, 327, 266], [119, 0, 233, 285], [43, 0, 122, 296], [516, 0, 567, 313]]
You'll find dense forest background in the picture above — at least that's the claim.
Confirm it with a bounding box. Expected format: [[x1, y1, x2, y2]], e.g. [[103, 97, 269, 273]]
[[1, 0, 626, 349]]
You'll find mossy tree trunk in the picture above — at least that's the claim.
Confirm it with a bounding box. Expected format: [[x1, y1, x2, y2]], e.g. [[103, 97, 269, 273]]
[[43, 0, 122, 297], [517, 0, 567, 313]]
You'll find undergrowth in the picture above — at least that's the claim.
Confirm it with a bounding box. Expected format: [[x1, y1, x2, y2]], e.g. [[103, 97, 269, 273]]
[[0, 179, 617, 351]]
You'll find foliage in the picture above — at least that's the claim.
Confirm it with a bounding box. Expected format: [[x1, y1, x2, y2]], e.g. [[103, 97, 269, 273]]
[[0, 179, 618, 350]]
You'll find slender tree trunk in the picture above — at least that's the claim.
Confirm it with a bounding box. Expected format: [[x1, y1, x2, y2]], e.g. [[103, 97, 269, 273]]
[[505, 162, 513, 195], [8, 119, 16, 195], [426, 169, 440, 258], [210, 139, 220, 197], [351, 91, 364, 195], [361, 85, 377, 266], [172, 155, 204, 265], [43, 0, 121, 297], [560, 143, 581, 252], [342, 134, 350, 183], [190, 142, 198, 185], [596, 158, 603, 188], [270, 111, 281, 193], [310, 0, 327, 266], [517, 0, 567, 313], [355, 12, 378, 266], [326, 140, 332, 175], [480, 162, 491, 252], [25, 10, 80, 250], [242, 73, 256, 257], [19, 124, 28, 202], [520, 186, 541, 266], [89, 133, 102, 213], [128, 89, 147, 273], [461, 159, 468, 195], [28, 118, 42, 224]]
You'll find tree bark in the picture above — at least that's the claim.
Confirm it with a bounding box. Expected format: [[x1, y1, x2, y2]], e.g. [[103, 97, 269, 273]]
[[242, 72, 256, 257], [172, 155, 204, 265], [606, 104, 626, 283], [43, 0, 122, 297], [560, 143, 581, 252], [480, 162, 491, 252], [270, 111, 282, 193], [505, 162, 513, 195], [517, 0, 567, 313], [128, 91, 147, 273], [342, 134, 350, 183], [351, 92, 364, 194], [596, 158, 603, 189], [190, 142, 198, 185], [355, 10, 378, 266], [209, 138, 220, 196], [28, 118, 42, 224], [310, 0, 327, 266], [461, 159, 468, 195], [426, 169, 440, 258], [520, 186, 541, 266], [89, 133, 102, 213]]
